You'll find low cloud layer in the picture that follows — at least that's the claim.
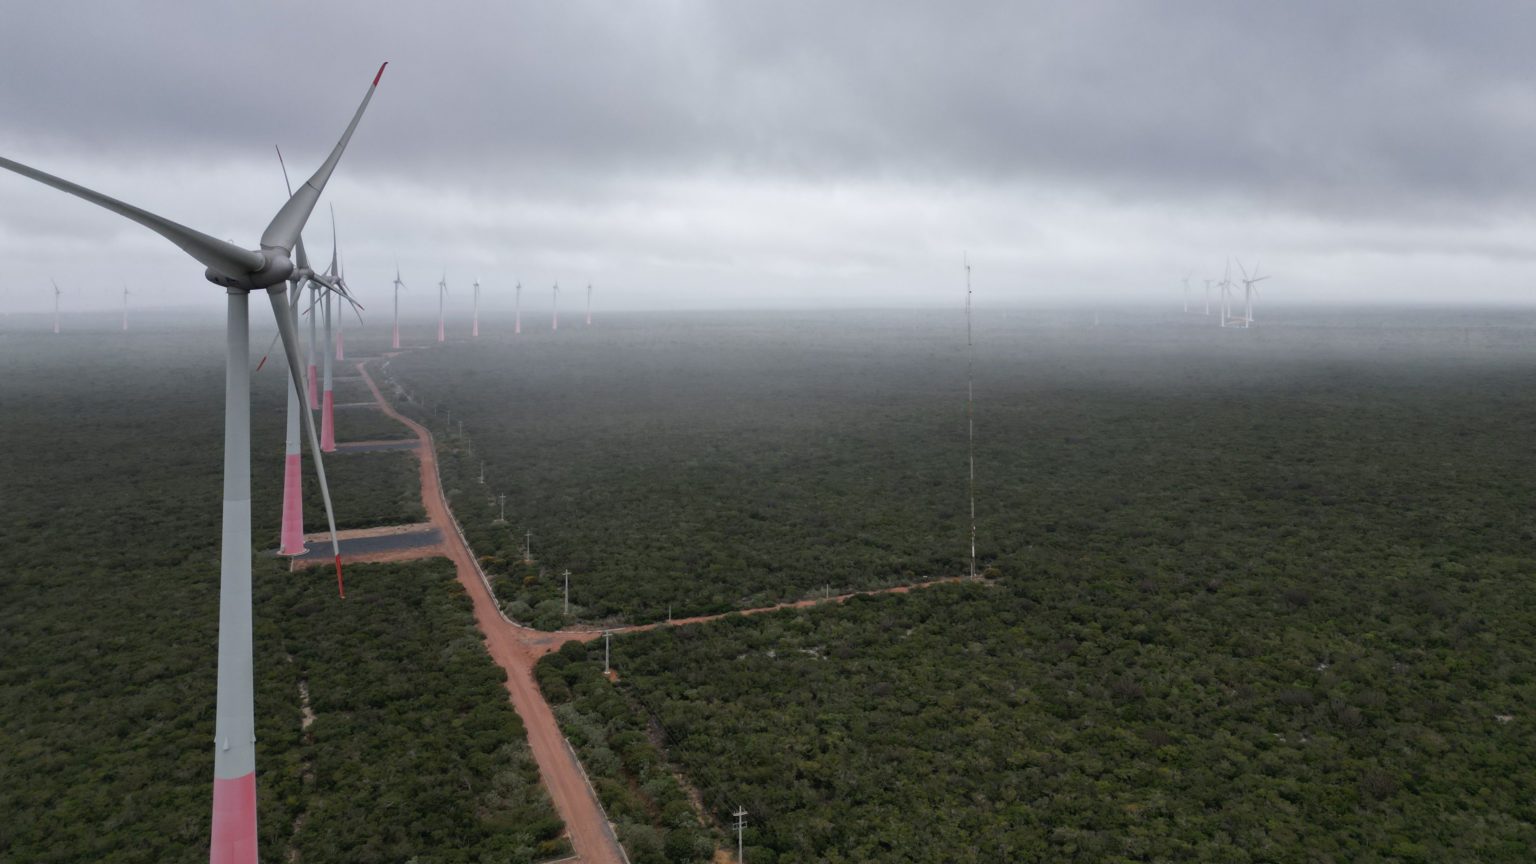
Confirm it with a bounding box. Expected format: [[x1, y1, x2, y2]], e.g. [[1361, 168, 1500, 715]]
[[4, 2, 1536, 316]]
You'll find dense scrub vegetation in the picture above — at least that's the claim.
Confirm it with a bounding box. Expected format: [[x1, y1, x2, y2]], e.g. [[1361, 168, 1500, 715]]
[[0, 330, 564, 862], [536, 640, 717, 863], [395, 308, 1536, 859], [296, 450, 426, 538]]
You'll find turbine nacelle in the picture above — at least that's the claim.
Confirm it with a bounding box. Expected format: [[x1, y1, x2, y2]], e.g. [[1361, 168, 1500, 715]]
[[203, 248, 294, 291]]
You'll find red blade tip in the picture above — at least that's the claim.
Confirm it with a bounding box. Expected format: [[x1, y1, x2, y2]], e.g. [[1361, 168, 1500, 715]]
[[373, 62, 388, 87], [255, 355, 268, 372], [335, 555, 346, 599]]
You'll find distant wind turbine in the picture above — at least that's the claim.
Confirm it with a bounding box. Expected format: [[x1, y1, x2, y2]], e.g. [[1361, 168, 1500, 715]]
[[121, 284, 131, 331], [0, 61, 384, 864], [472, 277, 480, 338], [391, 264, 406, 349], [51, 279, 61, 334], [437, 271, 448, 342], [1235, 260, 1270, 329], [552, 281, 559, 331], [514, 281, 522, 334], [586, 282, 592, 326]]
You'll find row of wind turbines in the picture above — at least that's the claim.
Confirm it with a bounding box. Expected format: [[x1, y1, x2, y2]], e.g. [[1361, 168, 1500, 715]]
[[1183, 260, 1271, 328], [39, 280, 134, 332], [401, 272, 594, 348], [0, 63, 389, 864]]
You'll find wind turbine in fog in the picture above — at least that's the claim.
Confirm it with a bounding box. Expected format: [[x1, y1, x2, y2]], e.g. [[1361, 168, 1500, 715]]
[[319, 210, 341, 452], [391, 264, 406, 349], [514, 281, 522, 334], [586, 282, 592, 326], [332, 209, 350, 362], [121, 284, 131, 331], [472, 277, 481, 338], [436, 271, 448, 342], [1218, 261, 1235, 328], [1182, 274, 1190, 314], [0, 61, 384, 864], [1203, 279, 1213, 316], [51, 279, 62, 334], [1233, 260, 1269, 329], [552, 281, 559, 331]]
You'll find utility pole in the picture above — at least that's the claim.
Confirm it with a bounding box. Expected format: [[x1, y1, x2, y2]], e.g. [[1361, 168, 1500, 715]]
[[563, 569, 571, 616], [479, 461, 485, 484], [458, 419, 463, 438], [494, 494, 506, 524], [732, 805, 748, 862], [603, 630, 612, 674], [524, 530, 532, 564]]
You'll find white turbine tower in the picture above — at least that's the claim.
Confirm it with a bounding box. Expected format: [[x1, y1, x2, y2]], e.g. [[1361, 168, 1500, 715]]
[[514, 281, 522, 334], [437, 271, 448, 342], [319, 211, 341, 453], [305, 279, 319, 406], [585, 282, 592, 326], [121, 284, 131, 331], [333, 224, 345, 363], [472, 277, 480, 338], [1203, 279, 1212, 316], [1218, 260, 1234, 328], [1236, 260, 1269, 329], [964, 255, 976, 582], [391, 264, 406, 350], [552, 282, 559, 331], [0, 62, 384, 864], [51, 279, 62, 334]]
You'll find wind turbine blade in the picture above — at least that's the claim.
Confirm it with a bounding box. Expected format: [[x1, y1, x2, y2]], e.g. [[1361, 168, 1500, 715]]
[[1237, 259, 1250, 282], [254, 329, 283, 373], [0, 156, 265, 277], [260, 62, 387, 253], [265, 288, 345, 597]]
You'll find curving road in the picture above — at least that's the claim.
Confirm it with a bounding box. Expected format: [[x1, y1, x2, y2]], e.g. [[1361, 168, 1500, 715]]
[[357, 358, 966, 863]]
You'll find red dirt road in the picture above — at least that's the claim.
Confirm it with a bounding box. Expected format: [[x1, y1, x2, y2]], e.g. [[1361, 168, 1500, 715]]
[[360, 363, 628, 864], [359, 359, 974, 863]]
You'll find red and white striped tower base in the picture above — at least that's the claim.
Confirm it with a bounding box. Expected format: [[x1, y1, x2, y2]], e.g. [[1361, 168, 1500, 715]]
[[278, 282, 307, 556], [211, 291, 258, 864]]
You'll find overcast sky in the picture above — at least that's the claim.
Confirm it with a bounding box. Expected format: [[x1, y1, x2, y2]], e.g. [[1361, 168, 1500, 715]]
[[4, 1, 1536, 317]]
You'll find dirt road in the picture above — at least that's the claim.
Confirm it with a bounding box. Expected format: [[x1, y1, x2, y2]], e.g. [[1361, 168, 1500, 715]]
[[360, 362, 629, 864], [359, 359, 972, 863]]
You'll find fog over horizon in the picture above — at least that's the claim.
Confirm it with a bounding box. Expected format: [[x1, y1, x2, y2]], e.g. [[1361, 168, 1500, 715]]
[[5, 2, 1536, 315]]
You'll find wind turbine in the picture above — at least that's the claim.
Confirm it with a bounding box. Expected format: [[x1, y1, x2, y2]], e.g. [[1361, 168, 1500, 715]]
[[552, 281, 559, 331], [334, 232, 346, 362], [1235, 260, 1269, 329], [436, 271, 448, 342], [305, 277, 319, 406], [1218, 260, 1234, 328], [121, 284, 131, 331], [0, 61, 385, 864], [391, 264, 406, 349], [585, 283, 592, 326], [1182, 274, 1190, 314], [51, 279, 61, 334], [514, 281, 522, 334], [319, 215, 339, 452], [1203, 279, 1212, 316], [472, 277, 480, 338]]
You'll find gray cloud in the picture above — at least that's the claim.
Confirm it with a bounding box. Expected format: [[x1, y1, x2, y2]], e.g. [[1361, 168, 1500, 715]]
[[3, 2, 1536, 316]]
